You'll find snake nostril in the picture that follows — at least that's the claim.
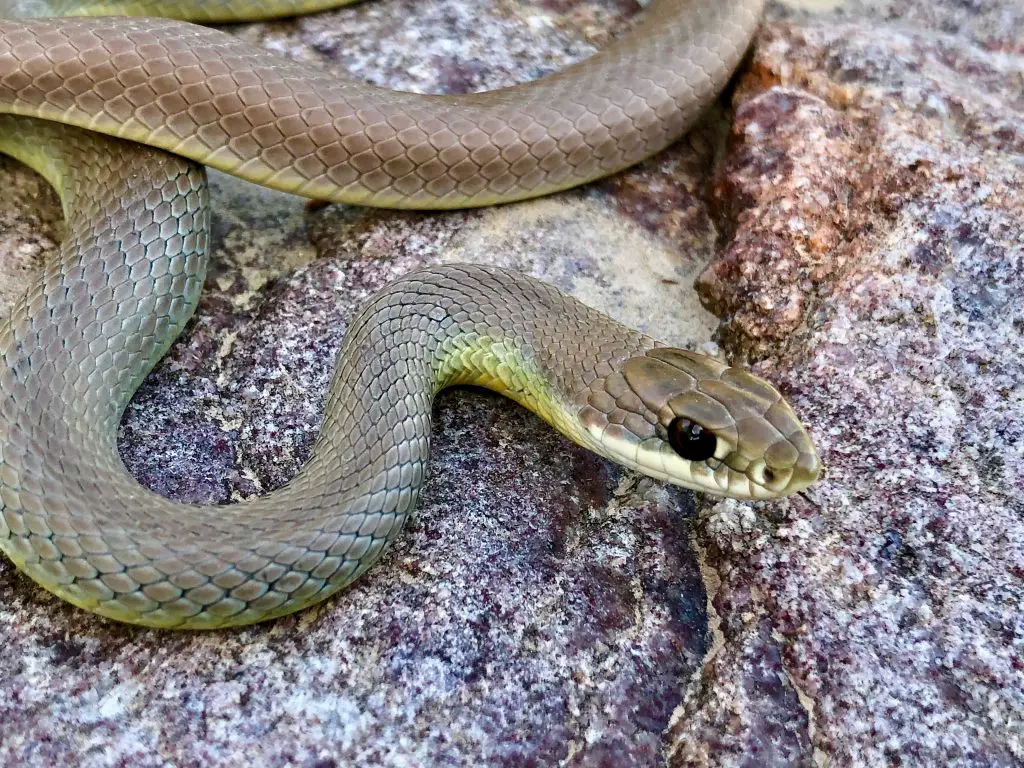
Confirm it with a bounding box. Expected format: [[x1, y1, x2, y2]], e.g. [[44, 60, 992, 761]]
[[763, 467, 777, 485]]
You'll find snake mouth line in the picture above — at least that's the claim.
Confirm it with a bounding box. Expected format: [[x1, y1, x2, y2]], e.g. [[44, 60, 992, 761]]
[[582, 417, 819, 500], [585, 423, 749, 499]]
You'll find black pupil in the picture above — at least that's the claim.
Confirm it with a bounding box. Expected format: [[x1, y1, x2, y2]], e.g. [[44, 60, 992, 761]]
[[667, 418, 717, 462]]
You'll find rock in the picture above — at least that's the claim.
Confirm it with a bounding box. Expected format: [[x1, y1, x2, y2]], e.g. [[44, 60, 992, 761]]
[[0, 0, 1021, 765], [671, 1, 1024, 765]]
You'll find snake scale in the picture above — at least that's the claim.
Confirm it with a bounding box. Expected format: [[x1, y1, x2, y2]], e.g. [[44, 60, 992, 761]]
[[0, 0, 820, 628]]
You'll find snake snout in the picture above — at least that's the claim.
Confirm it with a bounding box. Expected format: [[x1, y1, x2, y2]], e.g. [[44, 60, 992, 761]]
[[747, 445, 821, 497], [753, 395, 822, 495]]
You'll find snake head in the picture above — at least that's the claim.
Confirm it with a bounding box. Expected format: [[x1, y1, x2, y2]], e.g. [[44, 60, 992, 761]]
[[577, 348, 820, 499]]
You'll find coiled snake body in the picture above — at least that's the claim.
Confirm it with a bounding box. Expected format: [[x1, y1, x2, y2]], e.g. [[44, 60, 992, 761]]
[[0, 0, 820, 628]]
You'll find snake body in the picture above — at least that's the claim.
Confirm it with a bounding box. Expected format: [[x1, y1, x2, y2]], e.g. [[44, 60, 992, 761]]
[[0, 0, 763, 207], [0, 0, 820, 629]]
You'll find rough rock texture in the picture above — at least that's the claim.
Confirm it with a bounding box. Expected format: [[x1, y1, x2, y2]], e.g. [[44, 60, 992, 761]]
[[0, 0, 1021, 765], [670, 0, 1024, 765]]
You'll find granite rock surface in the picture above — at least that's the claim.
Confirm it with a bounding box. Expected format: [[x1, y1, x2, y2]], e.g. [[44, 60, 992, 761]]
[[0, 0, 1021, 765]]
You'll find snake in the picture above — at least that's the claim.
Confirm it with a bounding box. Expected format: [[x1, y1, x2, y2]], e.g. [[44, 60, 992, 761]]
[[0, 0, 820, 629]]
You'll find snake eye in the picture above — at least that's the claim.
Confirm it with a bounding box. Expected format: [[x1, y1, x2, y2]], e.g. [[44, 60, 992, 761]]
[[667, 417, 717, 462]]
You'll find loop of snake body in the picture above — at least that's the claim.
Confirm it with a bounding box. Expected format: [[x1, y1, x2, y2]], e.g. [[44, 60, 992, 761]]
[[0, 0, 820, 628]]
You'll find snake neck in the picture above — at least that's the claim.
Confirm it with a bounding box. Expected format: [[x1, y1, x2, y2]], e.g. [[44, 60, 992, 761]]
[[320, 264, 656, 472]]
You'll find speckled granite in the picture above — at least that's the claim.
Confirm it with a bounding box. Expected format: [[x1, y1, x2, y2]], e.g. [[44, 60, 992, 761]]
[[0, 0, 1021, 764], [670, 1, 1024, 765]]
